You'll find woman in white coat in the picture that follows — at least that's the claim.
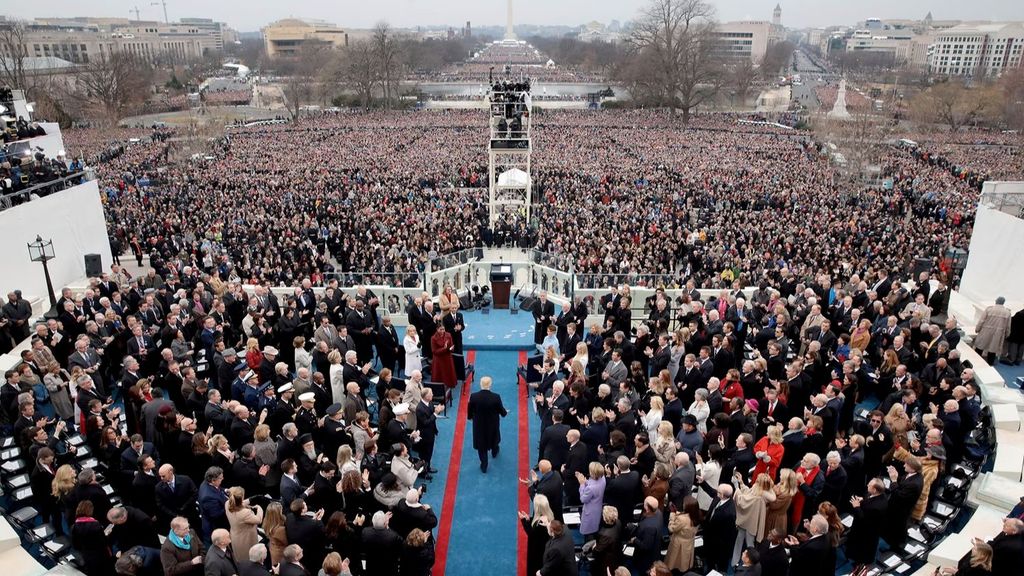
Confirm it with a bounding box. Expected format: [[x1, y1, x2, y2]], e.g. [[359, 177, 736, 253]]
[[328, 350, 345, 403], [404, 325, 422, 377]]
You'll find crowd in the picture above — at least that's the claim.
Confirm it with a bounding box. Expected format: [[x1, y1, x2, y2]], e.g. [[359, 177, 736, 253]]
[[4, 266, 456, 576], [518, 280, 1024, 576], [5, 250, 1022, 576], [73, 108, 1021, 296]]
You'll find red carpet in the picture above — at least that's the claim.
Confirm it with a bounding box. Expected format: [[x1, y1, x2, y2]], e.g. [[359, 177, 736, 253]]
[[516, 349, 530, 576], [432, 350, 475, 576]]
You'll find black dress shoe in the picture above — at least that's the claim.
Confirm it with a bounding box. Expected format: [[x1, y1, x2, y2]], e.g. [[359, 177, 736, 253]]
[[480, 462, 488, 473], [491, 447, 500, 457], [421, 473, 433, 481], [428, 467, 438, 474]]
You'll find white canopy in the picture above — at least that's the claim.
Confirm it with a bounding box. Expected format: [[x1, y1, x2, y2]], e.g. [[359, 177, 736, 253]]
[[498, 168, 530, 187]]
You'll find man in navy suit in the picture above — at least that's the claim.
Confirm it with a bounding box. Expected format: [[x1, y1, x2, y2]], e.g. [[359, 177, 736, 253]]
[[415, 388, 442, 477], [467, 376, 507, 473], [154, 464, 198, 532], [198, 467, 229, 544], [279, 458, 310, 510], [120, 433, 158, 477]]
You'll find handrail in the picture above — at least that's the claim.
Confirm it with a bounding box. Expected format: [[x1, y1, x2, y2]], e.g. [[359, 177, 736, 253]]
[[0, 170, 90, 212]]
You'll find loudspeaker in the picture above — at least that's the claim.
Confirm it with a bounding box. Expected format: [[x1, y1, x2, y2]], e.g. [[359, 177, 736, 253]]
[[84, 253, 102, 277], [520, 296, 536, 311]]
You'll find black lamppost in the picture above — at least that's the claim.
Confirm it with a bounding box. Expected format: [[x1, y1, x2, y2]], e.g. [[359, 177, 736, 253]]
[[27, 235, 57, 312]]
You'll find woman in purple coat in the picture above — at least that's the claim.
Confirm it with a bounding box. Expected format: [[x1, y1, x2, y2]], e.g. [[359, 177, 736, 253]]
[[578, 461, 607, 539]]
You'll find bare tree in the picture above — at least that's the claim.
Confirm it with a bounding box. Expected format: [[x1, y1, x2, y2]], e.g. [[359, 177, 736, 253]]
[[726, 58, 757, 105], [280, 40, 331, 119], [910, 81, 998, 132], [626, 0, 720, 121], [372, 22, 402, 110], [339, 41, 378, 110], [0, 20, 30, 96], [75, 53, 153, 124]]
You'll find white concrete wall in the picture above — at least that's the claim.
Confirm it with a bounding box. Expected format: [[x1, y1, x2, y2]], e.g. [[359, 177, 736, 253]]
[[0, 179, 112, 305]]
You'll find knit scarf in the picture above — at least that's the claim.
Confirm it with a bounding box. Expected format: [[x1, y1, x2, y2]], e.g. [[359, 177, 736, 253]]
[[168, 529, 192, 550]]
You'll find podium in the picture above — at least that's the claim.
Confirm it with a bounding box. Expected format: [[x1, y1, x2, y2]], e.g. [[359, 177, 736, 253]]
[[490, 264, 513, 309]]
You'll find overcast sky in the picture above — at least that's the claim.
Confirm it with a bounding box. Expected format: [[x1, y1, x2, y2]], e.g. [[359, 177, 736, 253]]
[[7, 0, 1022, 32]]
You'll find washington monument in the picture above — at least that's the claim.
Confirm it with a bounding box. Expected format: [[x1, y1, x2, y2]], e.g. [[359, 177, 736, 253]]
[[505, 0, 515, 40]]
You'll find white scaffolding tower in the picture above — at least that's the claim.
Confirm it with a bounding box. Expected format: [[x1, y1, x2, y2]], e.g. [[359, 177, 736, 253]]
[[487, 80, 532, 227]]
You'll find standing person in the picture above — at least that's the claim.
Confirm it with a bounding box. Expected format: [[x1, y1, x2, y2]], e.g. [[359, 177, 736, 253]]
[[518, 494, 554, 576], [416, 388, 443, 478], [1002, 307, 1024, 366], [442, 301, 467, 380], [538, 520, 577, 576], [225, 487, 264, 563], [403, 326, 422, 378], [578, 462, 607, 540], [974, 297, 1012, 365], [665, 496, 701, 573], [533, 292, 555, 347], [845, 478, 888, 573], [883, 458, 924, 550], [430, 323, 457, 389], [467, 376, 507, 473], [70, 500, 113, 576]]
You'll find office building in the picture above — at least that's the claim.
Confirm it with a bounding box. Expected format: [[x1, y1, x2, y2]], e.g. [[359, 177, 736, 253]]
[[263, 18, 349, 57], [927, 22, 1024, 77]]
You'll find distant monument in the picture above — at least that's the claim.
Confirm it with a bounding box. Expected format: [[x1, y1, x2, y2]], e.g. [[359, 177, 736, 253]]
[[505, 0, 516, 40], [773, 4, 782, 27]]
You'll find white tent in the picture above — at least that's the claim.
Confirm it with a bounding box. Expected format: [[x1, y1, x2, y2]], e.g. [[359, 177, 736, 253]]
[[497, 168, 530, 187]]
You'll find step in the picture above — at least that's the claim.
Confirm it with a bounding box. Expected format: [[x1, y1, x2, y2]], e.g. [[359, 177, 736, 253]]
[[967, 472, 1024, 513]]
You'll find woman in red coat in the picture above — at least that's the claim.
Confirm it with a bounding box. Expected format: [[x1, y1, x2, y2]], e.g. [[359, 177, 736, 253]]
[[431, 323, 458, 389], [752, 424, 784, 481]]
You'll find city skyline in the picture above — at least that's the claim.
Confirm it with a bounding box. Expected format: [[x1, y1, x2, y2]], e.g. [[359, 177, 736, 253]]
[[5, 0, 1022, 33]]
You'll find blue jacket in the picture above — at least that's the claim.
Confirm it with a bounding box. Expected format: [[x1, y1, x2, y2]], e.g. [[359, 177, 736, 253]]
[[197, 481, 228, 543]]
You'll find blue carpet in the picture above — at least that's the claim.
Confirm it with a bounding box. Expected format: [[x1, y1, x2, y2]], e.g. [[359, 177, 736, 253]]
[[462, 309, 536, 351], [443, 350, 524, 575], [994, 361, 1024, 390]]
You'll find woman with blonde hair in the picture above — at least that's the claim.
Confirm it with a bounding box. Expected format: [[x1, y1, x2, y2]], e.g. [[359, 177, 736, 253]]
[[439, 285, 458, 314], [642, 395, 665, 438], [225, 486, 263, 559], [668, 329, 689, 382], [245, 337, 261, 371], [328, 349, 345, 402], [579, 461, 607, 539], [752, 424, 785, 480], [653, 420, 677, 465], [261, 501, 288, 565], [939, 539, 993, 576], [52, 464, 77, 531], [765, 467, 799, 535], [336, 444, 359, 476], [208, 434, 234, 469], [732, 472, 778, 564], [570, 341, 590, 373], [403, 325, 422, 376], [885, 402, 912, 436], [566, 359, 587, 391], [519, 494, 554, 576]]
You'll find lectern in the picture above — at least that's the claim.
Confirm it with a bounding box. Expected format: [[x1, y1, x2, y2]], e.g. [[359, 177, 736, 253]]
[[490, 264, 513, 309]]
